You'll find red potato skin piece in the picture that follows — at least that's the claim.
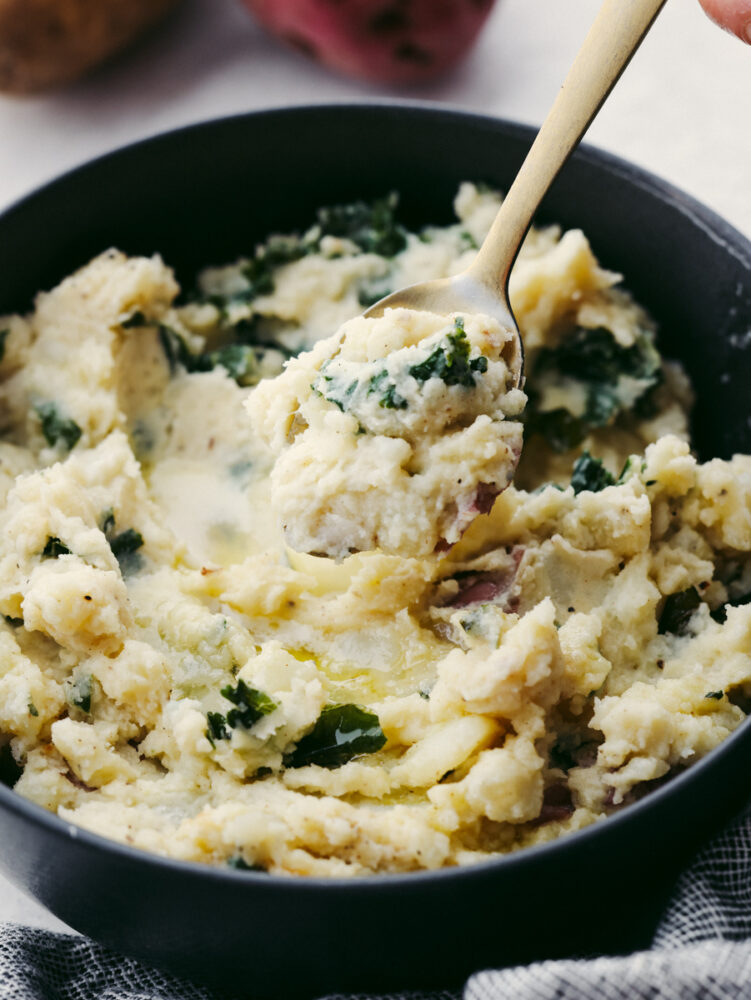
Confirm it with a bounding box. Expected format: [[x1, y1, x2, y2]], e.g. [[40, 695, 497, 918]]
[[447, 546, 524, 610], [240, 0, 498, 84]]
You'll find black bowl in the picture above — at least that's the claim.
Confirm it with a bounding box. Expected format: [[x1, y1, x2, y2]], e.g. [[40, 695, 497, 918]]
[[0, 104, 750, 998]]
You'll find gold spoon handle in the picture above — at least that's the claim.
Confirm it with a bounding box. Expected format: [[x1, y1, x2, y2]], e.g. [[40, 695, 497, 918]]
[[468, 0, 668, 297]]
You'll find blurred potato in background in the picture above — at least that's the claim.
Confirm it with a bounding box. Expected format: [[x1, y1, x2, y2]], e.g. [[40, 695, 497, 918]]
[[0, 0, 182, 94]]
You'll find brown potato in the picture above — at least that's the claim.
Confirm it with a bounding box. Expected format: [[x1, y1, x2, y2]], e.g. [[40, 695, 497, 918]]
[[0, 0, 182, 94]]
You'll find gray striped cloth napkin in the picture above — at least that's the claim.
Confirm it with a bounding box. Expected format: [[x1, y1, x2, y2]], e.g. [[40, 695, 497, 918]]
[[3, 808, 751, 1000]]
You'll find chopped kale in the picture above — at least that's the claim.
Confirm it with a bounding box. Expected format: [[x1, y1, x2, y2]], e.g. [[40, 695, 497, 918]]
[[616, 457, 644, 484], [408, 318, 488, 388], [206, 681, 277, 743], [365, 368, 405, 410], [109, 528, 144, 560], [42, 536, 71, 558], [525, 326, 662, 452], [658, 587, 701, 636], [570, 452, 615, 494], [0, 328, 9, 362], [35, 402, 82, 451], [312, 319, 489, 417], [228, 459, 253, 486], [525, 409, 585, 454], [206, 712, 230, 746], [238, 235, 310, 303], [101, 514, 144, 574], [100, 509, 116, 535], [378, 381, 408, 410], [542, 326, 661, 385], [28, 703, 38, 717], [120, 310, 148, 329], [202, 206, 399, 310], [459, 230, 479, 250], [0, 743, 22, 788], [314, 361, 409, 412], [531, 482, 566, 495], [550, 731, 601, 772], [316, 194, 407, 258], [710, 591, 751, 624], [70, 675, 92, 713], [158, 326, 199, 374], [227, 856, 266, 872], [4, 616, 23, 628], [585, 383, 620, 426], [221, 680, 277, 731], [205, 344, 258, 386], [284, 704, 386, 770], [159, 326, 263, 387], [313, 364, 359, 412], [705, 690, 724, 700], [233, 317, 296, 359]]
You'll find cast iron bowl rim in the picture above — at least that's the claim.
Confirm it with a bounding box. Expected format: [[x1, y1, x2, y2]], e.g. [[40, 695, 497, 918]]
[[0, 100, 749, 897]]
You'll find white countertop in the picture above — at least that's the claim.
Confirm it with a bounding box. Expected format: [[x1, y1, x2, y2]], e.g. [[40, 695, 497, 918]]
[[0, 0, 749, 937]]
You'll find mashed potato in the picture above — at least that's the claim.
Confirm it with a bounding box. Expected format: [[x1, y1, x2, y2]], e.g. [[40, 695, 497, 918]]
[[0, 183, 749, 876]]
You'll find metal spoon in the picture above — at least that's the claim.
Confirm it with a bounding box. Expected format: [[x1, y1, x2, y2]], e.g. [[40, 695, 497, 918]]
[[365, 0, 668, 391]]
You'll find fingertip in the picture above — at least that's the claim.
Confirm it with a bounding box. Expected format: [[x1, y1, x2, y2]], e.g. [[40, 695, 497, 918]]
[[698, 0, 751, 43]]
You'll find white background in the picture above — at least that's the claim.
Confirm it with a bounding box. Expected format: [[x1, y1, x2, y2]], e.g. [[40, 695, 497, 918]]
[[0, 0, 748, 935]]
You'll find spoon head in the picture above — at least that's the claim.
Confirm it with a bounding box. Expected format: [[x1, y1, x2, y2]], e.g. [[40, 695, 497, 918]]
[[363, 271, 524, 390]]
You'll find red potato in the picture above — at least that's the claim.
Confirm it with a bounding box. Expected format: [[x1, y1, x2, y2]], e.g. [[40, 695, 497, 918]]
[[240, 0, 499, 84]]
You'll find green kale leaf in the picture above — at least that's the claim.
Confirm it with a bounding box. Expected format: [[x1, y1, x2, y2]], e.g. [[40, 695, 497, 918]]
[[525, 409, 586, 454], [710, 591, 751, 624], [570, 451, 615, 494], [312, 364, 359, 412], [408, 318, 488, 388], [70, 674, 92, 713], [525, 326, 662, 453], [159, 326, 263, 388], [158, 326, 202, 374], [284, 704, 386, 770], [109, 528, 143, 559], [226, 856, 266, 872], [616, 456, 644, 484], [206, 681, 277, 745], [206, 712, 230, 746], [550, 326, 660, 383], [316, 194, 407, 258], [35, 402, 82, 451], [204, 344, 258, 386], [101, 513, 143, 574], [221, 679, 277, 731], [236, 235, 310, 303], [42, 537, 71, 558], [658, 587, 701, 636], [0, 743, 22, 788], [120, 310, 148, 329], [378, 382, 408, 410]]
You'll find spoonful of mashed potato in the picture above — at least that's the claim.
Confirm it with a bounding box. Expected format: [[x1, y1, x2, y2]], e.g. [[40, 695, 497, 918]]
[[247, 308, 524, 559], [248, 0, 666, 559]]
